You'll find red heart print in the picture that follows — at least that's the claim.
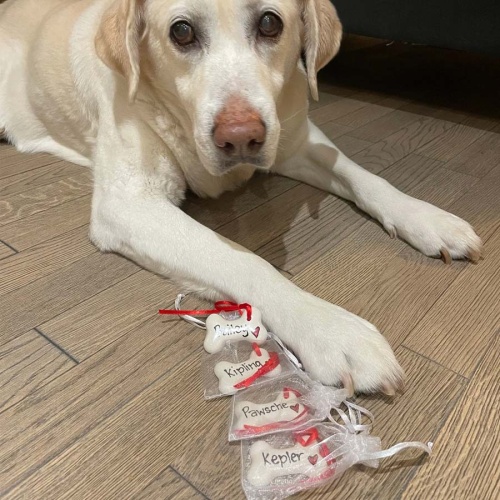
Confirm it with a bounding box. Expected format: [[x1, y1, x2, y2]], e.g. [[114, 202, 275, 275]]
[[252, 326, 260, 338], [290, 404, 300, 413], [308, 455, 318, 466]]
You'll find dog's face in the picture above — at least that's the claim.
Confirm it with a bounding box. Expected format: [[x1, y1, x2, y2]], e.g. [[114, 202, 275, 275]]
[[96, 0, 342, 175]]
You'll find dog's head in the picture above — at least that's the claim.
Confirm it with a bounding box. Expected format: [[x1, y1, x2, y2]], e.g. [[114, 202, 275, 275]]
[[96, 0, 342, 175]]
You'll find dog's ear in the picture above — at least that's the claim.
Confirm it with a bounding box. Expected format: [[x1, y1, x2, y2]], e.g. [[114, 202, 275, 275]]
[[95, 0, 145, 101], [301, 0, 342, 101]]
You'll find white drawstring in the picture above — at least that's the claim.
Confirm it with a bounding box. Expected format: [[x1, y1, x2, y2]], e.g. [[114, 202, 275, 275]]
[[328, 402, 375, 434], [268, 332, 303, 370], [173, 293, 207, 329], [365, 441, 433, 460]]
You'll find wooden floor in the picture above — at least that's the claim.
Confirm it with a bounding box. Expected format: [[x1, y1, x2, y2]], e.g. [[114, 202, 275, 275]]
[[0, 36, 499, 500]]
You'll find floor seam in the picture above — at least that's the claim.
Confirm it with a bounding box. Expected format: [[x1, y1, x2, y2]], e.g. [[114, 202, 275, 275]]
[[32, 267, 141, 332], [0, 238, 19, 254], [0, 158, 65, 181], [0, 343, 202, 497], [169, 466, 211, 500], [33, 327, 79, 365], [395, 376, 469, 499], [400, 345, 469, 380]]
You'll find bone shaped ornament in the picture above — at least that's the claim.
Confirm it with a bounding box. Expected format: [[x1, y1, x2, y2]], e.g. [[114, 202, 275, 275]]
[[204, 307, 267, 353], [214, 346, 282, 395], [234, 389, 308, 432], [247, 440, 334, 488]]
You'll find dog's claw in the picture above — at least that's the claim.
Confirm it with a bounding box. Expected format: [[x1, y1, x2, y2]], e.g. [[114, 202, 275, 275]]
[[388, 227, 397, 239], [440, 248, 452, 265], [342, 373, 355, 397], [467, 247, 481, 263], [381, 382, 396, 397]]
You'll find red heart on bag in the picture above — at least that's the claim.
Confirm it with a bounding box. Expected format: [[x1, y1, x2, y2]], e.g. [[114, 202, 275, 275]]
[[251, 326, 260, 338], [290, 404, 300, 413], [308, 455, 318, 466]]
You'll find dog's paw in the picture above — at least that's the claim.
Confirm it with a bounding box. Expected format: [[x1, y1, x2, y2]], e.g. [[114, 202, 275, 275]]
[[284, 295, 404, 395], [384, 196, 483, 263]]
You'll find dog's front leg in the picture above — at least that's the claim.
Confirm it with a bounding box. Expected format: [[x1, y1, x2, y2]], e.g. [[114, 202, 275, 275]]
[[90, 154, 402, 394], [275, 120, 483, 262]]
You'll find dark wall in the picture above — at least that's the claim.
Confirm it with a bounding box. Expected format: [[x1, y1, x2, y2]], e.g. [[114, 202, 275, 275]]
[[333, 0, 500, 55]]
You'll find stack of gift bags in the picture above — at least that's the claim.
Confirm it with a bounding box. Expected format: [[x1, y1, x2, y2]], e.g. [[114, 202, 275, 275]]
[[161, 298, 432, 499]]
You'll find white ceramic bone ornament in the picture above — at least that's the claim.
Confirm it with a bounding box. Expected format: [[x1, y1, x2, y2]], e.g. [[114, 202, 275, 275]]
[[247, 440, 333, 488], [204, 307, 267, 353], [214, 347, 281, 395], [234, 390, 307, 431]]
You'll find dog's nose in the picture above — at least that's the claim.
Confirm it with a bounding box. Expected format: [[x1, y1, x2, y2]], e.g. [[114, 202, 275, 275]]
[[213, 97, 266, 157]]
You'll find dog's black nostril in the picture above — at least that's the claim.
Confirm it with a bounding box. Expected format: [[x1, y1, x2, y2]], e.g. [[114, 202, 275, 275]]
[[222, 142, 235, 154], [248, 139, 264, 152]]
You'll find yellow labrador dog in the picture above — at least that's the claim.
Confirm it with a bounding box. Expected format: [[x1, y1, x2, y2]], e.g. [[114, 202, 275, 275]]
[[0, 0, 482, 394]]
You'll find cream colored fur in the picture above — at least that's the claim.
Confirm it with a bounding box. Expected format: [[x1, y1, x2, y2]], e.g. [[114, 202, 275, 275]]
[[0, 0, 482, 393]]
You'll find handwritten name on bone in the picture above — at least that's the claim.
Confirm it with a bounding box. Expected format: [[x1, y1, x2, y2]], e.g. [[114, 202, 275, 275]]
[[247, 441, 332, 488], [204, 307, 267, 353], [234, 390, 307, 430], [214, 347, 281, 395]]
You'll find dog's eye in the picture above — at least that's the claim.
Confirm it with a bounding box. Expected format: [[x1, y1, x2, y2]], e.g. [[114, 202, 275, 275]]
[[170, 21, 195, 46], [258, 12, 283, 38]]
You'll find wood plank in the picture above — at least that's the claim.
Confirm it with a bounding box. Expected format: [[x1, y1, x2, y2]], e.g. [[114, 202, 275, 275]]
[[300, 346, 465, 500], [0, 240, 15, 260], [309, 91, 343, 111], [402, 336, 499, 500], [334, 96, 410, 129], [340, 246, 469, 347], [379, 154, 445, 193], [443, 130, 500, 178], [183, 173, 298, 230], [0, 330, 75, 412], [0, 317, 201, 496], [216, 183, 331, 251], [319, 121, 354, 141], [310, 95, 372, 126], [317, 82, 358, 98], [0, 226, 94, 296], [348, 109, 422, 143], [438, 165, 500, 243], [292, 165, 480, 344], [0, 152, 62, 180], [0, 171, 92, 226], [260, 156, 471, 278], [136, 467, 206, 500], [0, 143, 20, 160], [0, 251, 139, 345], [351, 117, 455, 174], [403, 228, 500, 377], [399, 102, 499, 131], [332, 134, 372, 156], [399, 167, 478, 210], [41, 270, 172, 361], [416, 123, 488, 162], [0, 161, 87, 197], [256, 195, 366, 275], [0, 194, 91, 251], [0, 348, 225, 500], [11, 343, 465, 500]]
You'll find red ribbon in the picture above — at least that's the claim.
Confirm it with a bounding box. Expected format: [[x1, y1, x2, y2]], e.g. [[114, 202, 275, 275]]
[[295, 427, 320, 447], [233, 351, 280, 389], [159, 300, 252, 321]]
